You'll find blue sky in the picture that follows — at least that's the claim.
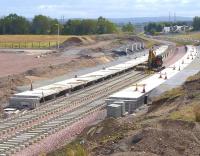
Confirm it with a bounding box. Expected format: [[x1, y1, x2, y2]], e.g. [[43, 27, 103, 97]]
[[1, 0, 199, 18]]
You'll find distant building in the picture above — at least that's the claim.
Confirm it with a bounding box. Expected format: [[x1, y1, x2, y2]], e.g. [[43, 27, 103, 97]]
[[162, 25, 192, 34], [163, 27, 171, 33]]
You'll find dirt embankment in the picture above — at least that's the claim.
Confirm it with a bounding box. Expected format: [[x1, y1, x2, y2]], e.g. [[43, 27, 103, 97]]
[[48, 72, 200, 156]]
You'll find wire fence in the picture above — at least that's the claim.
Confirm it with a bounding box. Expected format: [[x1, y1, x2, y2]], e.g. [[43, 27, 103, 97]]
[[0, 41, 59, 49]]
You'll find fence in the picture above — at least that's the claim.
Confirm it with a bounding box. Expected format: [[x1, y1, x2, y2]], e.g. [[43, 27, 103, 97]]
[[0, 41, 59, 49]]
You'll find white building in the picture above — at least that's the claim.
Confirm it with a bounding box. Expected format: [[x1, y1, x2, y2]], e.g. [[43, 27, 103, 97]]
[[163, 25, 192, 34], [163, 27, 171, 33]]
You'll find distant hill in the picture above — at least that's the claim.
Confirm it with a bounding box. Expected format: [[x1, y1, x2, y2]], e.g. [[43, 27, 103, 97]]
[[109, 16, 193, 24]]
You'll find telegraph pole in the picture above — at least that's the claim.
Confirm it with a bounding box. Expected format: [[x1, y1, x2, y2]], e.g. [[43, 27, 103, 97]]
[[55, 24, 60, 49]]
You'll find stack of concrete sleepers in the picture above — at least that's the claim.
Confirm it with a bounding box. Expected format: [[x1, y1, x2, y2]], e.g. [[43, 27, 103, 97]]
[[107, 101, 126, 118]]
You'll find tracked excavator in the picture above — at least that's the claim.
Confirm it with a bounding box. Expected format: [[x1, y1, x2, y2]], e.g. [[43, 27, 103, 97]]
[[135, 47, 165, 72]]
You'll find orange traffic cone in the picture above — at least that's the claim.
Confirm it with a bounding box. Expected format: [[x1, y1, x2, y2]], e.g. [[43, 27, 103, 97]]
[[159, 72, 162, 78], [30, 81, 33, 91], [135, 84, 138, 91], [165, 72, 167, 80], [142, 85, 146, 93]]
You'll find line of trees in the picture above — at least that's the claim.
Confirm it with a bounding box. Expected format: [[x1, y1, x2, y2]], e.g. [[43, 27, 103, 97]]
[[0, 14, 135, 35], [63, 17, 118, 35], [144, 16, 200, 35], [193, 16, 200, 31], [0, 14, 61, 35]]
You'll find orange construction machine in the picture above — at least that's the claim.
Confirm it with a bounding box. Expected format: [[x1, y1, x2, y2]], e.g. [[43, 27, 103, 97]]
[[135, 47, 165, 72]]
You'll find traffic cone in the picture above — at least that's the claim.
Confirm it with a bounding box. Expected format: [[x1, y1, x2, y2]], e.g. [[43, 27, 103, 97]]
[[30, 81, 33, 91], [165, 72, 167, 80], [135, 84, 138, 91], [159, 72, 162, 78], [142, 85, 146, 93]]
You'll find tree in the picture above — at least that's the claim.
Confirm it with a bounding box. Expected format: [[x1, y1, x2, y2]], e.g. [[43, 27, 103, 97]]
[[80, 19, 97, 35], [144, 22, 164, 35], [122, 22, 135, 32], [63, 19, 82, 35], [0, 14, 30, 34], [96, 17, 107, 34], [193, 16, 200, 31], [49, 19, 63, 35], [32, 15, 53, 34], [96, 16, 117, 34]]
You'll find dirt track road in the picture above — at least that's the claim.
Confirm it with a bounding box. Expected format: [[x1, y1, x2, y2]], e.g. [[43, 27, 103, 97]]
[[0, 52, 71, 77]]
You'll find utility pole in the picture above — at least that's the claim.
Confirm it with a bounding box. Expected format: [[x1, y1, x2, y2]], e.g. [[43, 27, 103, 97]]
[[174, 12, 176, 23], [55, 24, 60, 49], [169, 12, 171, 22]]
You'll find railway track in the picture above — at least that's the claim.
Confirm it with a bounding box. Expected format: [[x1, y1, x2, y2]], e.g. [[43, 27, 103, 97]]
[[0, 70, 145, 138], [0, 70, 149, 155]]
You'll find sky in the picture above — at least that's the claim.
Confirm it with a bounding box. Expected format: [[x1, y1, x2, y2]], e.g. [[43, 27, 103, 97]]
[[0, 0, 199, 18]]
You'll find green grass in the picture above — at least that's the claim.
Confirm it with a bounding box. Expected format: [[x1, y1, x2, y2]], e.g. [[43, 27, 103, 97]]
[[170, 32, 200, 40], [186, 72, 200, 82], [156, 87, 184, 102], [47, 141, 88, 156], [169, 102, 200, 122], [162, 32, 200, 45]]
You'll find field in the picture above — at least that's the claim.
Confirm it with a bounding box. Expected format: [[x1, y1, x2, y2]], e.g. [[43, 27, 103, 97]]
[[0, 35, 95, 48], [169, 32, 200, 40], [159, 32, 200, 46]]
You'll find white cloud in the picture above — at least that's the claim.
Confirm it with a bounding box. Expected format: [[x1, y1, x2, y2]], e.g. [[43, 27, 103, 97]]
[[38, 5, 63, 10]]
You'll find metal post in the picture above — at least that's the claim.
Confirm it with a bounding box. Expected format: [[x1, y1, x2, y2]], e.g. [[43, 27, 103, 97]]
[[56, 24, 60, 49]]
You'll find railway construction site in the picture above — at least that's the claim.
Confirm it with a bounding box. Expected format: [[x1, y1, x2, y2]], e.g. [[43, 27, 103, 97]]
[[0, 34, 200, 156]]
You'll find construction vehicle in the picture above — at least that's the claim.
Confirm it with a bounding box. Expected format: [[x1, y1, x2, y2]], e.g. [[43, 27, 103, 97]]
[[135, 47, 165, 72]]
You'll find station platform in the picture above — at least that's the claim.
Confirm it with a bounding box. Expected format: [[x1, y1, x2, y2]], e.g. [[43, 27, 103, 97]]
[[106, 45, 198, 117]]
